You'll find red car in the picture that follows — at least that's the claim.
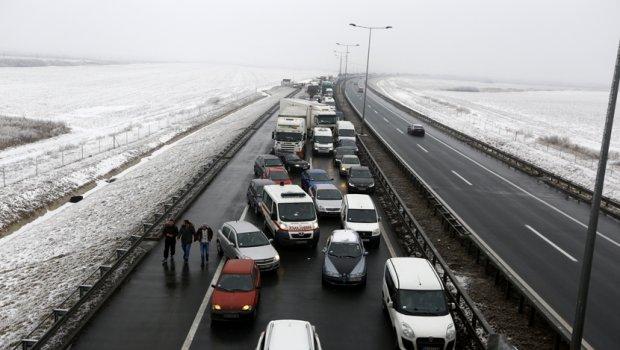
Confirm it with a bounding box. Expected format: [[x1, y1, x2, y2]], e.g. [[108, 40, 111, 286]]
[[262, 166, 292, 185], [211, 259, 261, 322]]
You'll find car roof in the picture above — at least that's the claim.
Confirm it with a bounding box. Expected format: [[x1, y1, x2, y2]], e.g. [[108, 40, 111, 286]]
[[331, 229, 360, 243], [313, 127, 332, 134], [265, 320, 314, 350], [222, 259, 255, 274], [284, 153, 300, 159], [267, 166, 287, 173], [412, 124, 424, 127], [306, 168, 327, 174], [251, 179, 275, 186], [224, 220, 260, 233], [263, 184, 312, 203], [342, 155, 359, 160], [260, 154, 280, 160], [312, 183, 339, 191], [349, 165, 369, 172], [344, 194, 375, 209], [387, 257, 443, 290]]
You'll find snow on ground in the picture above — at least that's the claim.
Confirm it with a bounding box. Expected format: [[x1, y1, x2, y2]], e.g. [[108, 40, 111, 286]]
[[0, 87, 294, 348], [373, 76, 620, 201], [0, 63, 319, 233]]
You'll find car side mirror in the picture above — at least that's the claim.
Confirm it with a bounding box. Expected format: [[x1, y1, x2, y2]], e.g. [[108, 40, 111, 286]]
[[211, 284, 217, 288], [268, 238, 274, 243], [363, 251, 369, 256], [271, 131, 275, 139], [387, 301, 393, 308], [270, 212, 277, 220], [321, 247, 327, 253], [378, 216, 382, 222], [450, 302, 456, 311]]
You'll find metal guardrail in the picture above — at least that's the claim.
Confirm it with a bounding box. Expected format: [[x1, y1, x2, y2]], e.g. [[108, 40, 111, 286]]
[[367, 84, 620, 220], [340, 81, 574, 347], [17, 89, 297, 350]]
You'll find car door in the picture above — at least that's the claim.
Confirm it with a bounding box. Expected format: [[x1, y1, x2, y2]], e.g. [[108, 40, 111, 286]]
[[300, 172, 308, 190], [219, 225, 231, 255], [227, 228, 239, 258], [384, 266, 398, 326]]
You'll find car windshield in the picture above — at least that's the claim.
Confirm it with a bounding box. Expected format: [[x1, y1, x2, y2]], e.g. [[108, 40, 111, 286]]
[[285, 155, 300, 162], [396, 290, 449, 316], [216, 274, 254, 292], [269, 171, 289, 180], [316, 189, 342, 200], [342, 157, 360, 165], [278, 202, 316, 222], [309, 172, 330, 181], [339, 139, 356, 147], [236, 231, 270, 248], [317, 115, 338, 124], [264, 158, 282, 166], [328, 242, 362, 258], [337, 148, 355, 157], [347, 209, 377, 223], [275, 131, 303, 142], [350, 168, 372, 178], [314, 136, 333, 144], [339, 129, 355, 137]]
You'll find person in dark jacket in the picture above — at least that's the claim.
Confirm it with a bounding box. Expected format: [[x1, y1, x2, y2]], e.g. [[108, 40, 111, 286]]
[[162, 219, 179, 263], [179, 219, 196, 263], [194, 224, 213, 266]]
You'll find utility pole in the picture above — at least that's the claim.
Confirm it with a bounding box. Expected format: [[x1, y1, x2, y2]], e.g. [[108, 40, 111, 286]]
[[336, 42, 359, 82], [570, 41, 620, 350]]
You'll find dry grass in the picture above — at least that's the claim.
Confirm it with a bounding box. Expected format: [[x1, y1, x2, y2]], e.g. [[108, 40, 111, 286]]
[[0, 116, 70, 150]]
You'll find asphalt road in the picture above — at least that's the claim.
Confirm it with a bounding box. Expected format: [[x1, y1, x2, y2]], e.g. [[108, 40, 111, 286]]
[[345, 80, 620, 349], [71, 97, 404, 349]]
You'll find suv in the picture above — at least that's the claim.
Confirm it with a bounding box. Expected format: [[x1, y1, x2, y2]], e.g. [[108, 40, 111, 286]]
[[256, 320, 323, 350], [260, 184, 319, 247], [254, 154, 283, 178], [336, 120, 356, 143], [312, 127, 334, 155], [341, 194, 381, 247], [211, 259, 261, 322], [407, 124, 425, 136], [300, 169, 333, 192], [247, 179, 275, 215], [339, 155, 361, 176], [280, 153, 310, 173], [309, 183, 343, 216], [347, 166, 375, 193], [321, 230, 368, 286], [216, 221, 280, 271], [382, 258, 456, 350], [262, 166, 292, 185]]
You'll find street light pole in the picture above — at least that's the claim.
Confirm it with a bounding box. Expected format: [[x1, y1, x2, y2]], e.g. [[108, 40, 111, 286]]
[[334, 50, 345, 77], [349, 23, 392, 135], [336, 42, 359, 82], [570, 40, 620, 350]]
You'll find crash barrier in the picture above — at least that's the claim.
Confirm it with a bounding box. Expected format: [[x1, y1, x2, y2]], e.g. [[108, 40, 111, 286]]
[[367, 84, 620, 221], [18, 88, 299, 350], [340, 81, 572, 347]]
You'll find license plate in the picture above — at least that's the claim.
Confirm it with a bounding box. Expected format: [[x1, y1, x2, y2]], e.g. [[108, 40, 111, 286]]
[[362, 238, 370, 242], [223, 314, 239, 319]]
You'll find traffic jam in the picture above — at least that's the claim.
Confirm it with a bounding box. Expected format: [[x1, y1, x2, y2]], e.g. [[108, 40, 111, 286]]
[[210, 79, 452, 350]]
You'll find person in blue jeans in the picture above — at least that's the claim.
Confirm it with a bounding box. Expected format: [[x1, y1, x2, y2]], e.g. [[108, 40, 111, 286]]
[[178, 220, 196, 263], [195, 224, 214, 266]]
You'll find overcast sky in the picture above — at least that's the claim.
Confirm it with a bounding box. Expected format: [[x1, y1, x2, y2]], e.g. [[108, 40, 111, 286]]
[[1, 0, 618, 86]]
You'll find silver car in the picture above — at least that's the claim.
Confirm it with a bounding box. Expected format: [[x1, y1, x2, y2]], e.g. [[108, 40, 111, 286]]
[[309, 183, 343, 216], [216, 221, 280, 271]]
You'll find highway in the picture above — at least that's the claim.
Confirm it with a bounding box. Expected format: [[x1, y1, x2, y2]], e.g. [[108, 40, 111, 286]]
[[345, 79, 620, 349], [70, 97, 405, 349]]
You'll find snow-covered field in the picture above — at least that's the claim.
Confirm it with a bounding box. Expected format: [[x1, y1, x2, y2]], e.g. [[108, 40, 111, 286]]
[[0, 63, 319, 234], [0, 86, 294, 348], [373, 76, 620, 201]]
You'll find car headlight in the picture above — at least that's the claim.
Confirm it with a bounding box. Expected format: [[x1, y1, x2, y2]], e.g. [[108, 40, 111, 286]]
[[372, 228, 380, 236], [318, 205, 325, 211], [278, 222, 289, 230], [348, 182, 356, 187], [368, 183, 375, 187], [401, 322, 415, 339], [212, 304, 221, 310], [274, 254, 280, 262], [324, 267, 340, 277], [311, 221, 319, 229], [446, 323, 455, 340], [242, 305, 252, 311]]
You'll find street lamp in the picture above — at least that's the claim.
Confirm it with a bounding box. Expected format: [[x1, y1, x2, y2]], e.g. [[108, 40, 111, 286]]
[[349, 23, 392, 135], [336, 42, 359, 81], [334, 50, 346, 76]]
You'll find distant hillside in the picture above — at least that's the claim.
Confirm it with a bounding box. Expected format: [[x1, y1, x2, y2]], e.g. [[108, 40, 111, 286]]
[[0, 55, 121, 67]]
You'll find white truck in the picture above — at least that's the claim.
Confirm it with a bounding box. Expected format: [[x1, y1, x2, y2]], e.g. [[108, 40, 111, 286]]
[[279, 98, 339, 132], [272, 105, 307, 158]]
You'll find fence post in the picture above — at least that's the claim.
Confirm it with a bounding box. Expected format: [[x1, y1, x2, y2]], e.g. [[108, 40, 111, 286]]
[[61, 150, 64, 166], [2, 167, 5, 187], [81, 144, 84, 159], [98, 138, 101, 153], [35, 157, 38, 176], [125, 131, 128, 145], [113, 135, 116, 149]]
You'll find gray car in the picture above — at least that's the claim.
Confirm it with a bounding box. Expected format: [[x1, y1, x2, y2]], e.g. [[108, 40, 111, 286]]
[[309, 183, 343, 216], [322, 229, 367, 286], [216, 221, 280, 271]]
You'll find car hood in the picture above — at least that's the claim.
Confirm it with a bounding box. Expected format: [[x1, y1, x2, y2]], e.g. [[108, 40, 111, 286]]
[[315, 199, 342, 210], [239, 245, 277, 261], [325, 255, 365, 275], [344, 221, 379, 232], [396, 312, 453, 339], [349, 177, 374, 186], [212, 289, 257, 310], [310, 179, 333, 186]]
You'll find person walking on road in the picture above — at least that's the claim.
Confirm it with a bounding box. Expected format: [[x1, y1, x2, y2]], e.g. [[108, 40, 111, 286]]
[[162, 219, 179, 263], [179, 219, 196, 263], [195, 224, 213, 266]]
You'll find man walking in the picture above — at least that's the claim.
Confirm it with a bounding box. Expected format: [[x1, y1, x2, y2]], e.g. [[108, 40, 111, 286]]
[[195, 224, 213, 266], [179, 219, 196, 263], [162, 219, 178, 263]]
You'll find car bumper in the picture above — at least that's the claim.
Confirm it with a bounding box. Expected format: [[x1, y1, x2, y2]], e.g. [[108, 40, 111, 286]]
[[211, 309, 255, 321], [256, 261, 280, 271], [317, 209, 341, 217], [347, 184, 375, 193], [275, 228, 320, 245], [322, 273, 366, 286], [314, 148, 333, 155]]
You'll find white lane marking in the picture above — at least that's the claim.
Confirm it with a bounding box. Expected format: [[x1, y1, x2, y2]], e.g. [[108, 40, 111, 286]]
[[525, 225, 578, 262], [451, 170, 473, 186], [396, 128, 404, 135], [182, 205, 249, 349], [383, 117, 391, 124], [416, 144, 429, 153]]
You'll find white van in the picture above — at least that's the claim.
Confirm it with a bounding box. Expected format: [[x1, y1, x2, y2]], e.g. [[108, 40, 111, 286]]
[[340, 194, 380, 247], [260, 184, 320, 247], [312, 127, 334, 155], [382, 258, 456, 350], [256, 320, 323, 350], [336, 120, 356, 143]]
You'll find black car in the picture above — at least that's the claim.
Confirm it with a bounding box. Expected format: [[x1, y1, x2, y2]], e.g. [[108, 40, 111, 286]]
[[280, 153, 310, 172], [322, 229, 368, 287], [407, 124, 425, 136], [347, 166, 375, 193], [337, 138, 358, 149], [253, 154, 283, 177], [333, 146, 357, 167], [247, 179, 275, 215]]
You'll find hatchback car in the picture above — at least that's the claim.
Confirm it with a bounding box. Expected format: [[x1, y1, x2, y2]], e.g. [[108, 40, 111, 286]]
[[333, 146, 356, 167], [254, 154, 283, 178], [309, 183, 343, 216], [255, 319, 323, 350], [262, 166, 292, 185], [339, 155, 361, 176], [216, 221, 280, 271], [347, 166, 375, 193], [211, 259, 261, 322], [300, 169, 333, 192], [280, 153, 310, 173], [407, 124, 425, 136], [247, 179, 275, 215], [337, 138, 358, 152], [322, 230, 368, 286]]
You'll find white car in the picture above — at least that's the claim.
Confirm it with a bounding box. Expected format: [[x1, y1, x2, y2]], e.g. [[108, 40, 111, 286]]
[[216, 221, 280, 271], [339, 155, 360, 176], [309, 183, 343, 216], [383, 257, 456, 350], [255, 319, 323, 350], [341, 194, 381, 247]]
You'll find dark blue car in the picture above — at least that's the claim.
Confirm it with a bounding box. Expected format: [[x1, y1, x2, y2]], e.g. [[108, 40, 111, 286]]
[[300, 169, 333, 192]]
